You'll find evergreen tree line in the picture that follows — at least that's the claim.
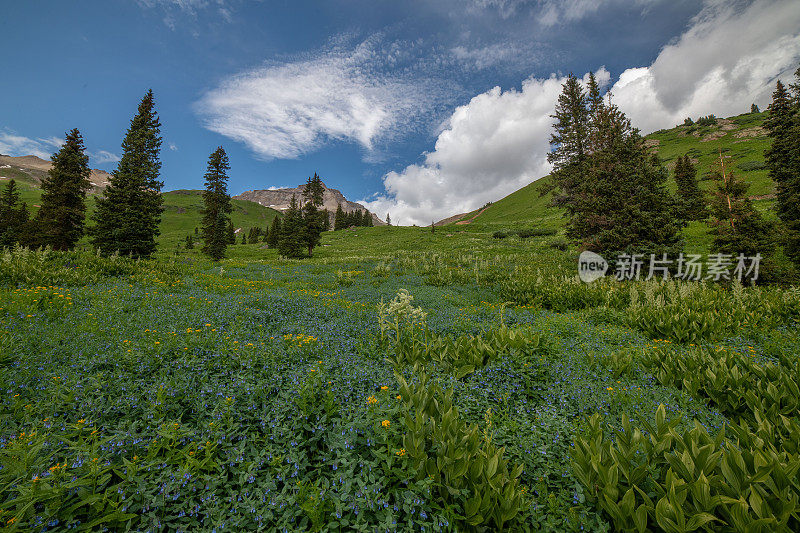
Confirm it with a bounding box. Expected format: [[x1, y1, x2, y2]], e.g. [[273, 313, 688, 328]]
[[187, 223, 279, 250], [332, 204, 374, 230], [0, 90, 164, 258], [191, 151, 329, 260]]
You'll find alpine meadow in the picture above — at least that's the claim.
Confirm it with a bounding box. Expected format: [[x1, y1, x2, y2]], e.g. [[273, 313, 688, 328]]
[[2, 2, 800, 532]]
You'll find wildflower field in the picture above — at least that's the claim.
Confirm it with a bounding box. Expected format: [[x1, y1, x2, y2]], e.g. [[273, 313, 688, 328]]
[[1, 231, 799, 531]]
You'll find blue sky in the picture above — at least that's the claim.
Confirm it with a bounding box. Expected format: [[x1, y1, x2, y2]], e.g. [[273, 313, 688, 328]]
[[2, 1, 799, 224]]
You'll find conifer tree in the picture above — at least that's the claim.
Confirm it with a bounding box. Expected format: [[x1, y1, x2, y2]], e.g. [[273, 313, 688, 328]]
[[200, 147, 232, 261], [34, 129, 91, 250], [278, 195, 304, 258], [267, 216, 280, 248], [185, 234, 194, 249], [90, 90, 163, 257], [321, 209, 330, 231], [0, 179, 29, 247], [549, 74, 589, 210], [0, 179, 21, 214], [300, 175, 326, 257], [386, 213, 391, 226], [674, 155, 707, 221], [708, 152, 775, 259], [241, 232, 247, 245], [334, 203, 345, 231], [765, 77, 800, 264], [303, 172, 325, 206], [550, 77, 682, 261]]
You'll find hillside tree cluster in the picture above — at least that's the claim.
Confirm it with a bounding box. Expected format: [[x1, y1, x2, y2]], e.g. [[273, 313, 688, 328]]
[[765, 67, 800, 269], [333, 205, 374, 230], [549, 72, 683, 263]]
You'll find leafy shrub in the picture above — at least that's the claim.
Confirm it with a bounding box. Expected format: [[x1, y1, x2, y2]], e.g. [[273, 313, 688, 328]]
[[492, 231, 509, 239], [626, 281, 800, 343], [381, 289, 547, 378], [574, 340, 800, 530], [397, 370, 528, 530], [0, 246, 138, 286], [499, 269, 627, 312], [572, 406, 800, 532], [548, 238, 568, 251], [639, 345, 800, 431]]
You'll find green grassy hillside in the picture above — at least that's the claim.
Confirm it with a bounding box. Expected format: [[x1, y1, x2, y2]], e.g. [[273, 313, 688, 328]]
[[158, 190, 280, 247], [445, 110, 774, 254], [0, 176, 280, 249]]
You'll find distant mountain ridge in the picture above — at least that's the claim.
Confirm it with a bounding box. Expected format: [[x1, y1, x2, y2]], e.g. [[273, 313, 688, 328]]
[[0, 154, 112, 192], [235, 182, 384, 225]]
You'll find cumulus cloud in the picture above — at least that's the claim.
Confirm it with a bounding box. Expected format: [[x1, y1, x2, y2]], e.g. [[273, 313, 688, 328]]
[[196, 39, 449, 160], [0, 131, 63, 159], [611, 0, 800, 133], [361, 73, 604, 225]]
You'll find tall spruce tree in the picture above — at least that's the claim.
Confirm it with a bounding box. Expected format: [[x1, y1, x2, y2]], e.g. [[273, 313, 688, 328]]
[[0, 179, 29, 247], [300, 175, 326, 257], [278, 195, 304, 258], [266, 216, 281, 248], [550, 77, 682, 261], [674, 155, 707, 221], [200, 147, 232, 261], [90, 90, 163, 257], [549, 74, 589, 210], [34, 129, 91, 250], [765, 76, 800, 264], [303, 173, 325, 206]]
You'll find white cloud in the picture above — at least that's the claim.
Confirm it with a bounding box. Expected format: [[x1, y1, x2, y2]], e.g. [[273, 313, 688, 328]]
[[611, 0, 800, 133], [0, 130, 121, 167], [168, 142, 179, 151], [469, 0, 657, 24], [195, 39, 447, 160], [0, 131, 63, 159], [91, 150, 121, 164], [361, 72, 599, 225]]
